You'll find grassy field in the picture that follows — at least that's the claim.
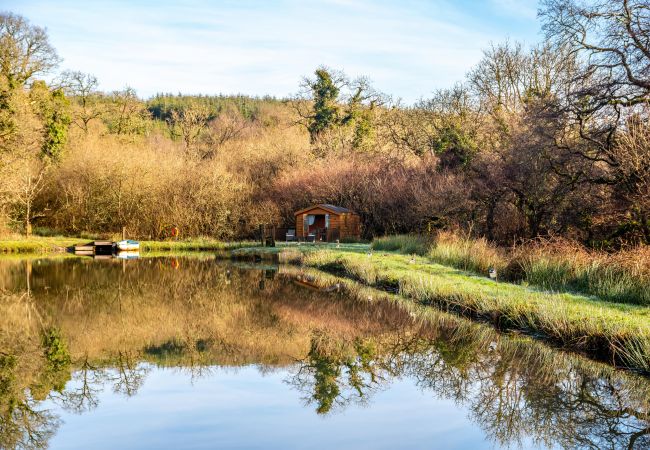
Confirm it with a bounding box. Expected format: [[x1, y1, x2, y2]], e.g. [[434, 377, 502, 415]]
[[140, 239, 257, 252], [0, 236, 86, 253], [372, 233, 650, 306]]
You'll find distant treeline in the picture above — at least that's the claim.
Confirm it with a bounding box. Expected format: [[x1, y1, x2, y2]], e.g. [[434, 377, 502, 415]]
[[0, 1, 649, 248], [146, 93, 284, 121]]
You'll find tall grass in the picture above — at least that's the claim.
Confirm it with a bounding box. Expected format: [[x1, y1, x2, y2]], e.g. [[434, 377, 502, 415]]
[[373, 232, 650, 306], [428, 231, 506, 275], [511, 240, 650, 305], [371, 234, 429, 255]]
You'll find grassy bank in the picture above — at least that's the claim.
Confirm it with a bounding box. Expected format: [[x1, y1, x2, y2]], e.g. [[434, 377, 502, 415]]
[[140, 239, 256, 252], [0, 236, 85, 253], [0, 235, 256, 254], [372, 233, 650, 306], [296, 248, 650, 373]]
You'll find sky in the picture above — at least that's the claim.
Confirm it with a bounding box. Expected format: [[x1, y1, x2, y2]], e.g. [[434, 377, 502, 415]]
[[1, 0, 541, 103]]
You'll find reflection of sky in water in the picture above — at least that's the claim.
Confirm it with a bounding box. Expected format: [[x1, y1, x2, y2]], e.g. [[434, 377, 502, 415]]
[[44, 365, 537, 450]]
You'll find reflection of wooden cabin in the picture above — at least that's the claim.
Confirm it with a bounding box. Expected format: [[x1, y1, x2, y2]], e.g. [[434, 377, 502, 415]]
[[295, 204, 361, 242]]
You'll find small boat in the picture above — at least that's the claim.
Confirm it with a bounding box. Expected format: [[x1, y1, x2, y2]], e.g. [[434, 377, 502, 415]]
[[115, 239, 140, 251]]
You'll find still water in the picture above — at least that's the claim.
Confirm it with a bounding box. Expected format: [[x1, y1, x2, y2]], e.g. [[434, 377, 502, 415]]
[[0, 255, 648, 449]]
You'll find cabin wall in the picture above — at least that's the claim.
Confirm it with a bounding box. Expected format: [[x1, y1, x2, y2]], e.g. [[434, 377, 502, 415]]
[[296, 215, 304, 238]]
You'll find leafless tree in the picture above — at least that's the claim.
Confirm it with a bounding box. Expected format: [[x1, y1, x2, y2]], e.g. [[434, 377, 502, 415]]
[[60, 70, 103, 133], [0, 12, 60, 88]]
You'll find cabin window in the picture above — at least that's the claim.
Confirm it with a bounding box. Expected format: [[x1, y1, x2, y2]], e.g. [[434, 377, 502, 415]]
[[325, 214, 330, 229]]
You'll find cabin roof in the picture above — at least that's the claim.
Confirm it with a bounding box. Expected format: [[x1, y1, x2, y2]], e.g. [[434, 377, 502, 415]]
[[294, 204, 354, 216]]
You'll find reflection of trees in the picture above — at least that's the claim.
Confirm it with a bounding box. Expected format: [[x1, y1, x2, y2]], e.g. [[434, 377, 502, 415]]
[[290, 332, 388, 414], [0, 397, 59, 450], [0, 329, 150, 449], [292, 328, 650, 449], [54, 357, 102, 413], [54, 351, 149, 414], [111, 351, 148, 396], [0, 353, 60, 450]]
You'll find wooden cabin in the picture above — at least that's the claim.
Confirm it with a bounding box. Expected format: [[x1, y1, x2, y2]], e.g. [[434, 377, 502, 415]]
[[294, 204, 361, 242]]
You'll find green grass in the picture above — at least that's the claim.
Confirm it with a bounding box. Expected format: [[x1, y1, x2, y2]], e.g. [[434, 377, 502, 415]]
[[0, 235, 258, 254], [372, 234, 650, 306], [371, 234, 429, 255], [0, 236, 85, 253], [140, 239, 256, 252], [231, 242, 370, 260], [297, 248, 650, 373]]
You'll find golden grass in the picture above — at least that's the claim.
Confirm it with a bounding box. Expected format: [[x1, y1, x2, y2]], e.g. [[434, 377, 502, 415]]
[[373, 232, 650, 306]]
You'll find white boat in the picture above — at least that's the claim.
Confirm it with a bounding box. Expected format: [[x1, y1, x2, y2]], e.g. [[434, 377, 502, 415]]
[[115, 240, 140, 251]]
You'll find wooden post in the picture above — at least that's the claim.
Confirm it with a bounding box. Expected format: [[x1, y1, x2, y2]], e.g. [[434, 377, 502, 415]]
[[122, 226, 126, 240]]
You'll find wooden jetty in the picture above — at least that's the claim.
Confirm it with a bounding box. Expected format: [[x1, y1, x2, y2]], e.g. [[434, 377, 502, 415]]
[[73, 241, 114, 255]]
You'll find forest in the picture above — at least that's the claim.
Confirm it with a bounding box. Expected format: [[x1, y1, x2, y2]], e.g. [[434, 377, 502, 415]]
[[0, 0, 649, 250]]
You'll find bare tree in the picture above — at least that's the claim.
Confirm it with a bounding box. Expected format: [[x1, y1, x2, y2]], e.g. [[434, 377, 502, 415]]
[[60, 70, 102, 133], [540, 0, 650, 243], [541, 0, 650, 107], [0, 12, 60, 88], [201, 108, 249, 159], [13, 158, 48, 236]]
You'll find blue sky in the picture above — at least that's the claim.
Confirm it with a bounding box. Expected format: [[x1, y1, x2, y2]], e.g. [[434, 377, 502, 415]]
[[2, 0, 541, 102]]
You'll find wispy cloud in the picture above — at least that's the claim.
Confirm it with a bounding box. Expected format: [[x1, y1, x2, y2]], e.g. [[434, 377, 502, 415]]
[[4, 0, 541, 103]]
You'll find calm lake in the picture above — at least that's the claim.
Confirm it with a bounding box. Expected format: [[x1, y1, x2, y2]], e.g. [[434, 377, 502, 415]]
[[0, 255, 648, 449]]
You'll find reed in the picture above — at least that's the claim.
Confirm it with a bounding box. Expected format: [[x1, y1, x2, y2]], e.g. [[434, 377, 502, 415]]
[[371, 234, 429, 255], [510, 239, 650, 306], [372, 232, 650, 306], [428, 231, 507, 275]]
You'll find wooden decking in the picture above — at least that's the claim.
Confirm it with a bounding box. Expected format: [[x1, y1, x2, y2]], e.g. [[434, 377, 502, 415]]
[[73, 241, 114, 255]]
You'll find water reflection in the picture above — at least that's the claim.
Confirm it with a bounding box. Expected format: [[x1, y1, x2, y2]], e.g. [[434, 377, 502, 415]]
[[0, 256, 648, 449]]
